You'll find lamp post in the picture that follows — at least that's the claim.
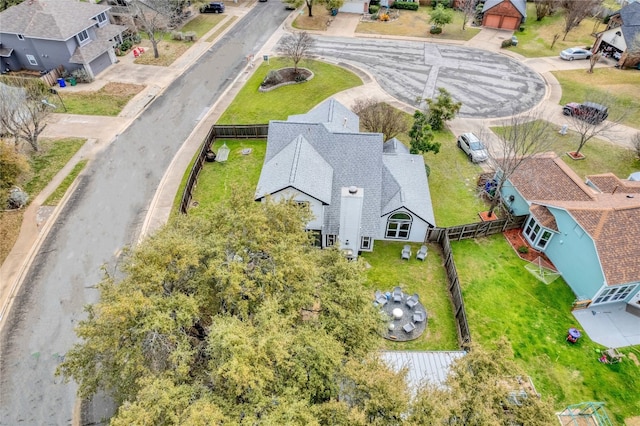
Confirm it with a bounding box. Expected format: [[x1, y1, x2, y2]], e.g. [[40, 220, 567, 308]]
[[48, 88, 67, 112]]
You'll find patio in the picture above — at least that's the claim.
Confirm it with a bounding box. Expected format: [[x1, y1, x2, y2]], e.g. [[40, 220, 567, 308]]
[[573, 302, 640, 348], [375, 288, 427, 342]]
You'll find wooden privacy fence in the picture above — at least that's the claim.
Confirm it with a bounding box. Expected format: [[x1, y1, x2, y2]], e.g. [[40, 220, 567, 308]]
[[179, 124, 268, 214], [427, 215, 526, 349], [39, 65, 65, 86]]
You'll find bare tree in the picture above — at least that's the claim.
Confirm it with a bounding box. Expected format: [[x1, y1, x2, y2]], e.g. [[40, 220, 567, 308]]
[[563, 94, 631, 158], [623, 33, 640, 69], [534, 0, 557, 21], [352, 99, 409, 141], [562, 0, 602, 40], [283, 0, 344, 17], [550, 33, 561, 50], [588, 51, 602, 73], [459, 0, 477, 30], [632, 133, 640, 160], [484, 114, 554, 216], [129, 0, 184, 59], [276, 31, 315, 74], [0, 77, 51, 152]]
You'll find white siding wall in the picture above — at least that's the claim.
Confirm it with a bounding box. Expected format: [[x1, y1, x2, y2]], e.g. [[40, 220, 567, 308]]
[[266, 188, 324, 230], [379, 211, 429, 243]]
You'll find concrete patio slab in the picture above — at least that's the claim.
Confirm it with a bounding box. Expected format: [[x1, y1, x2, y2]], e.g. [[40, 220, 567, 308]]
[[572, 302, 640, 348]]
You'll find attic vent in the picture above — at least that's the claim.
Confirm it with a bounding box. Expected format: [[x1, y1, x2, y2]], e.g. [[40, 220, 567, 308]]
[[348, 186, 358, 194], [343, 117, 348, 127]]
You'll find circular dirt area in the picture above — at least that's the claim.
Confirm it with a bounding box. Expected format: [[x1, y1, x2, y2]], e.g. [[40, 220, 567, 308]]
[[259, 67, 313, 92]]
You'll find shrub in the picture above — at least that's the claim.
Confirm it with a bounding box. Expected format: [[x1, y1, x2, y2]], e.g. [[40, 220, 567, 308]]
[[294, 73, 307, 82], [262, 70, 283, 87], [369, 5, 380, 13], [171, 31, 184, 41], [518, 245, 529, 254], [71, 68, 93, 83], [632, 133, 640, 160], [519, 26, 525, 32], [501, 39, 512, 48], [379, 12, 390, 21], [392, 1, 419, 10], [430, 26, 442, 34]]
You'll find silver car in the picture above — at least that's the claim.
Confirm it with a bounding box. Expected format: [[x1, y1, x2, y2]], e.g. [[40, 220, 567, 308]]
[[457, 132, 488, 163], [560, 47, 592, 61]]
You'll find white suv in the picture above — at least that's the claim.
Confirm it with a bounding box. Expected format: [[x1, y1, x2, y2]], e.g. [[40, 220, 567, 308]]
[[457, 133, 488, 163]]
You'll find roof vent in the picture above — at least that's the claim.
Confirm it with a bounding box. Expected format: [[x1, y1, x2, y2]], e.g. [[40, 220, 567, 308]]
[[626, 194, 635, 198], [348, 186, 358, 194]]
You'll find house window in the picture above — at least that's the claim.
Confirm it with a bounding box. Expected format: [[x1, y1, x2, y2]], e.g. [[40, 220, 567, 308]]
[[386, 212, 412, 239], [593, 284, 637, 304], [308, 230, 321, 247], [295, 200, 309, 209], [325, 234, 337, 247], [360, 236, 372, 250], [26, 54, 38, 66], [523, 216, 554, 250], [17, 34, 25, 40], [95, 12, 108, 26], [76, 30, 90, 45]]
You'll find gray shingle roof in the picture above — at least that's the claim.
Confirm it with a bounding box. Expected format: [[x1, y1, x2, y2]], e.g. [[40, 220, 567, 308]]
[[255, 134, 333, 204], [69, 24, 127, 64], [0, 0, 110, 40], [383, 137, 410, 154], [288, 98, 361, 133], [619, 1, 640, 50], [381, 351, 466, 391], [257, 98, 435, 237], [482, 0, 527, 18], [382, 153, 436, 227]]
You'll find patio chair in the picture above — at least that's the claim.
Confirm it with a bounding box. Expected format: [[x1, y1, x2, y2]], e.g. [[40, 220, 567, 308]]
[[392, 286, 403, 303], [412, 311, 426, 323], [604, 348, 624, 364], [406, 293, 420, 309], [403, 322, 416, 333], [375, 290, 388, 307], [401, 244, 411, 260], [416, 245, 428, 261]]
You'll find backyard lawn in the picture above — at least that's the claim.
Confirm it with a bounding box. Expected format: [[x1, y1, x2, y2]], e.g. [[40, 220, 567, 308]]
[[453, 235, 640, 423]]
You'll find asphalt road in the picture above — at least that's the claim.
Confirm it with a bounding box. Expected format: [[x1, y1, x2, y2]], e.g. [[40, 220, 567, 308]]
[[309, 36, 546, 118], [0, 5, 290, 424]]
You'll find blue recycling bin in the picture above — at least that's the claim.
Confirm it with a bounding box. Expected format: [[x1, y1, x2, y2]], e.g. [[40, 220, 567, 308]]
[[57, 78, 66, 88]]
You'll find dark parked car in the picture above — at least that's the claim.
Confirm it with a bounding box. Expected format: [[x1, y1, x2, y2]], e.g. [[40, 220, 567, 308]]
[[200, 2, 225, 13], [563, 102, 609, 124]]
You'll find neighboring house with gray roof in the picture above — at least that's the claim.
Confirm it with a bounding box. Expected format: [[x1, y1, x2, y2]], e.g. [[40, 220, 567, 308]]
[[481, 0, 526, 31], [593, 1, 640, 69], [255, 98, 436, 258], [0, 0, 126, 79], [498, 153, 640, 308]]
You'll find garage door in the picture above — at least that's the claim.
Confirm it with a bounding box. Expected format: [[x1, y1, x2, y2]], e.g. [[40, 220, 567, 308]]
[[339, 1, 365, 13], [484, 14, 501, 28], [502, 16, 519, 30], [89, 51, 113, 78]]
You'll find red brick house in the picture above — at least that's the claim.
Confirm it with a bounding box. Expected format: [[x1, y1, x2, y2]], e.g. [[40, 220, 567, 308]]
[[481, 0, 526, 30]]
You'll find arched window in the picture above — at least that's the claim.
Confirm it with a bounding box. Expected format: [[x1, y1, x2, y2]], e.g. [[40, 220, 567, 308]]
[[386, 212, 412, 239]]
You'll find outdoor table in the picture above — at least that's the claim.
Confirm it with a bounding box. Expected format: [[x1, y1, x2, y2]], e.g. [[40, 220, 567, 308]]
[[568, 328, 581, 339], [392, 308, 403, 319]]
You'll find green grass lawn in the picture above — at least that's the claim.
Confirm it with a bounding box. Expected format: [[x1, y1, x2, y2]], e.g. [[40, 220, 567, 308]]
[[361, 241, 459, 351], [491, 121, 640, 178], [512, 4, 605, 58], [189, 139, 266, 217], [44, 159, 87, 206], [217, 58, 363, 124], [23, 138, 86, 198], [59, 83, 144, 116], [453, 235, 640, 423], [181, 14, 225, 38], [553, 68, 640, 128]]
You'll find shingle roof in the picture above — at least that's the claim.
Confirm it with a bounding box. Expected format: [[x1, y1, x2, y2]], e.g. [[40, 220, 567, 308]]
[[381, 351, 466, 391], [382, 154, 436, 227], [69, 24, 127, 63], [383, 137, 410, 154], [511, 153, 640, 286], [0, 0, 110, 40], [255, 134, 333, 204], [586, 173, 640, 194], [482, 0, 527, 17], [257, 98, 434, 237], [508, 153, 595, 203], [529, 204, 558, 231], [619, 1, 640, 47]]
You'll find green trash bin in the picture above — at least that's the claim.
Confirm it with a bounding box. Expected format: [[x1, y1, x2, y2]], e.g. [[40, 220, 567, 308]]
[[67, 77, 77, 86]]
